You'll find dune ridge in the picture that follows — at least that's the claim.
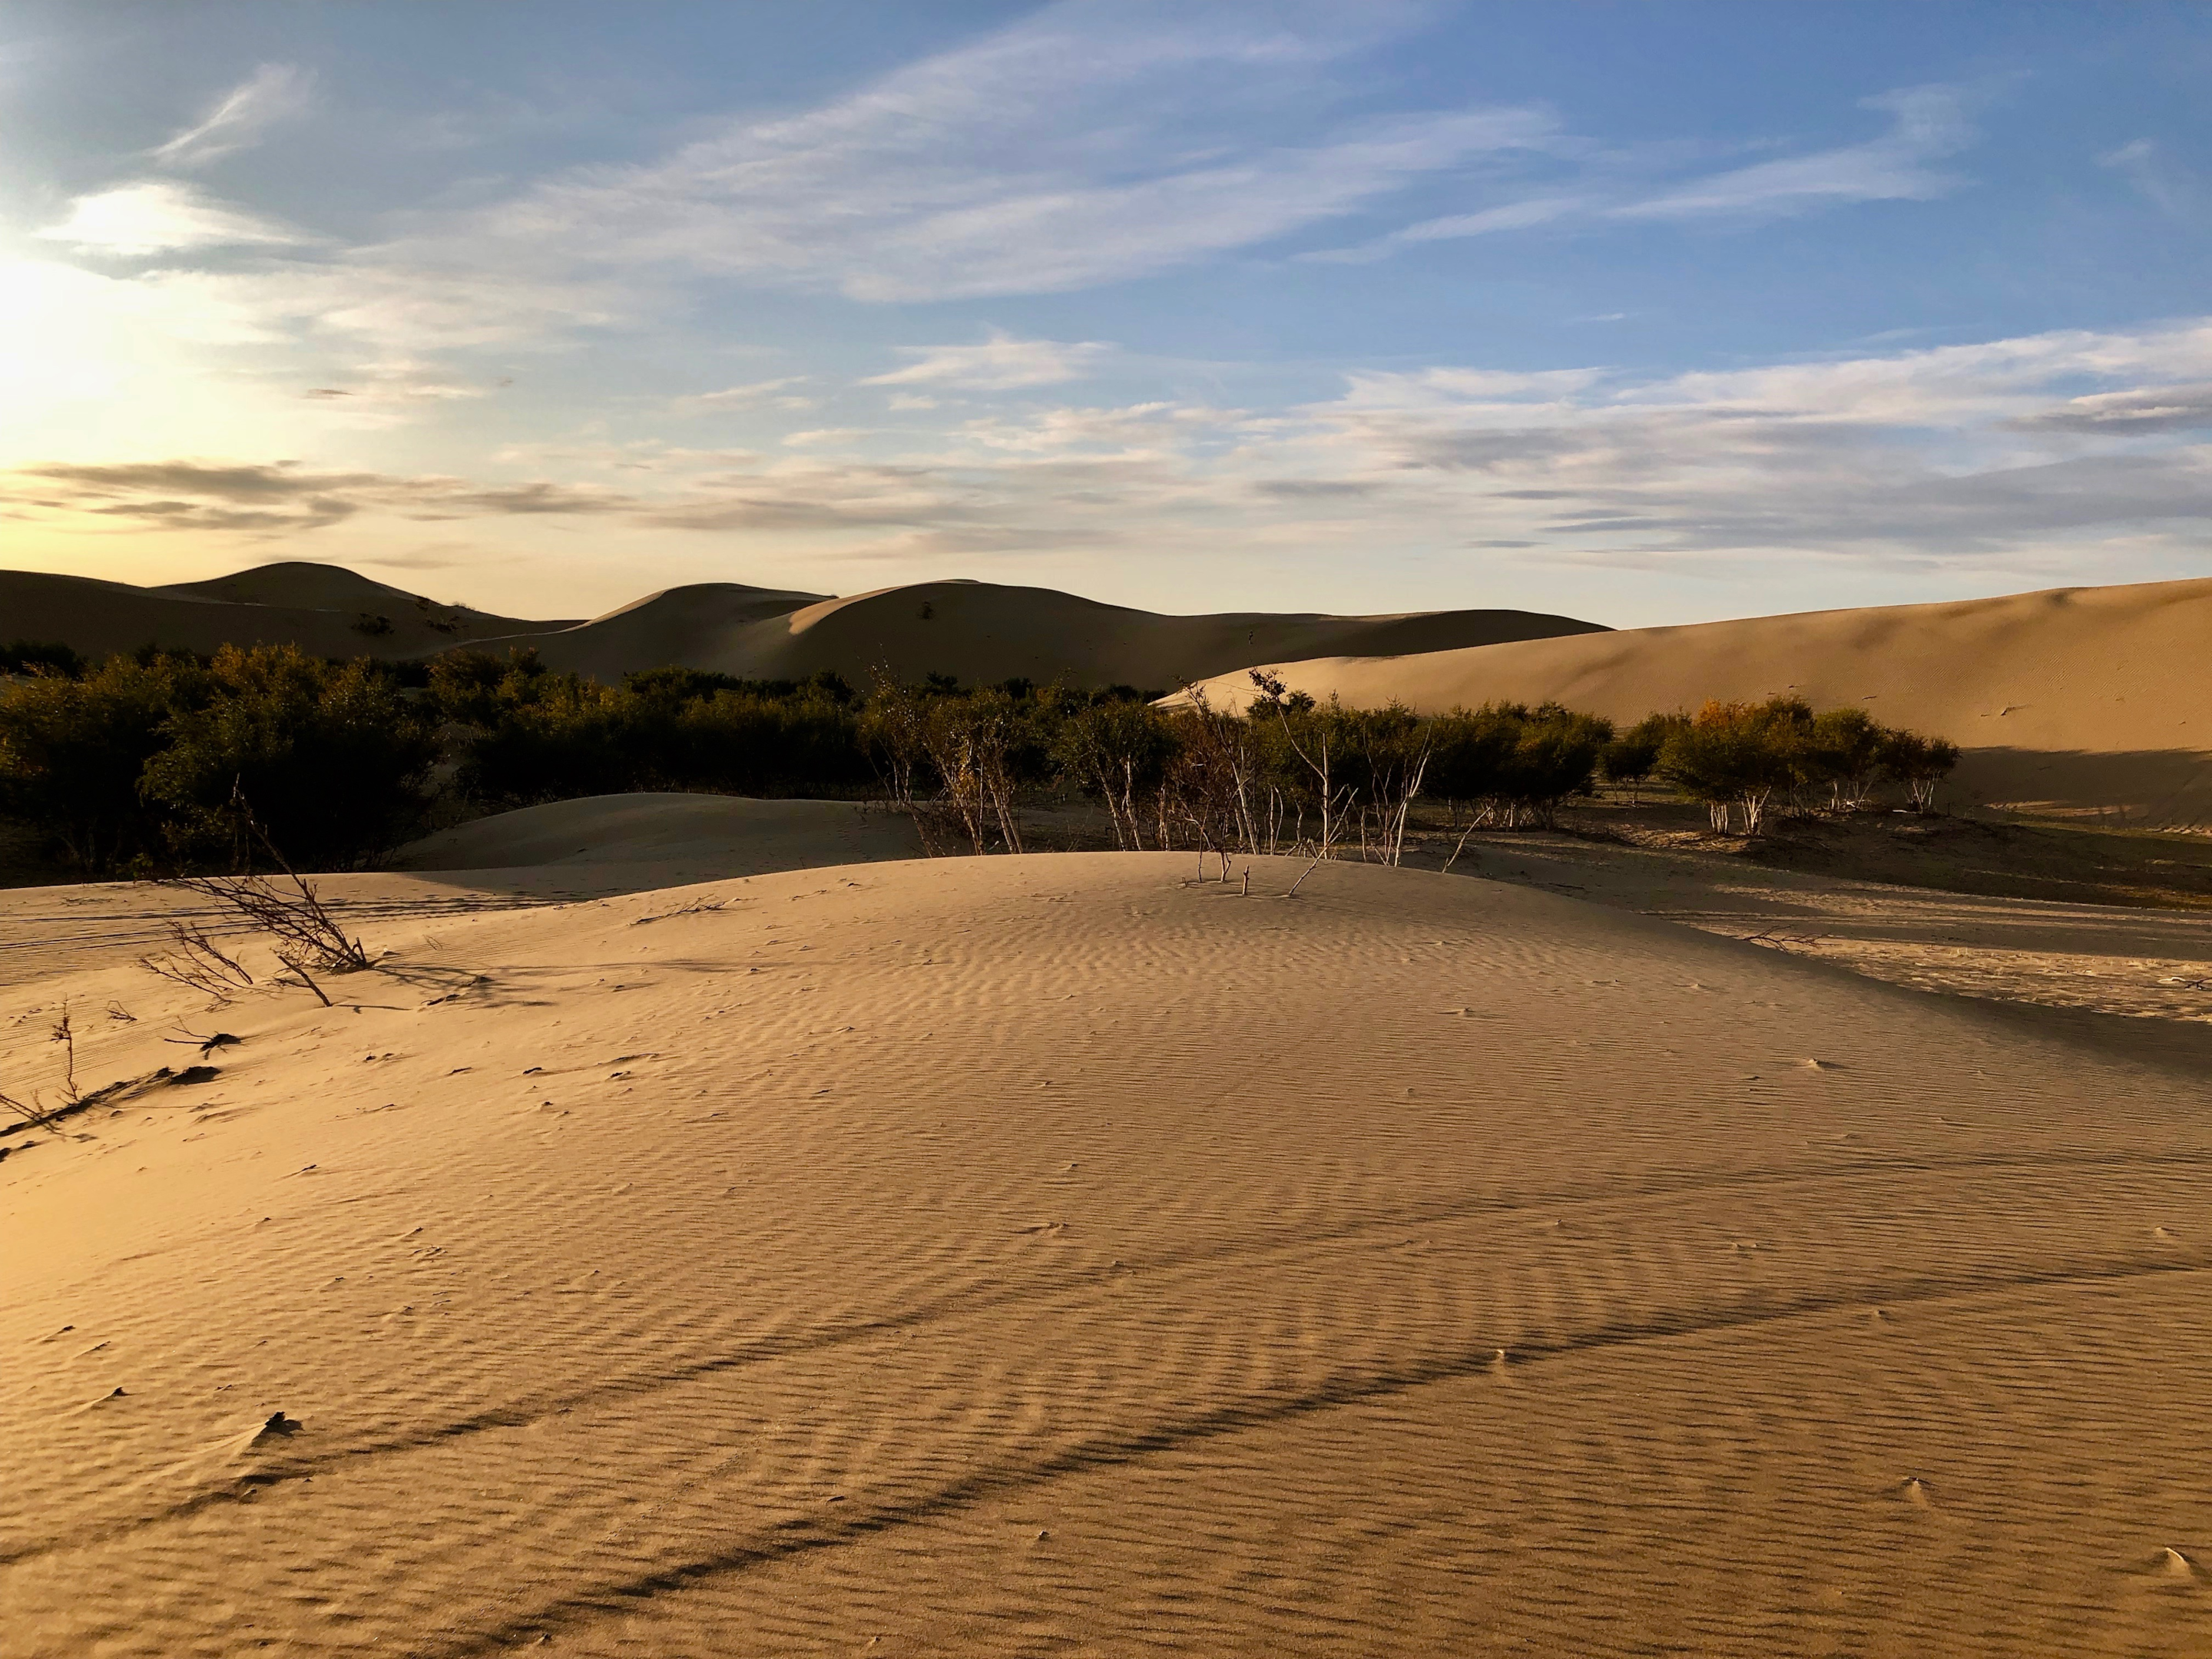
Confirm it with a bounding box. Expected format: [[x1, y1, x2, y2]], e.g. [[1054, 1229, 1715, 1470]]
[[1, 561, 1602, 689], [0, 564, 560, 661], [4, 852, 2210, 1654], [1185, 576, 2212, 826], [475, 576, 1607, 689]]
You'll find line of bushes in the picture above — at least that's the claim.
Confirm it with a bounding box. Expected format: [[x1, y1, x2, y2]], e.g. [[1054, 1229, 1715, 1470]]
[[0, 641, 1959, 875]]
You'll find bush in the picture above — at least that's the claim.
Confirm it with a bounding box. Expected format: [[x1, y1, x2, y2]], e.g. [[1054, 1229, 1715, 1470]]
[[0, 654, 194, 871], [1659, 698, 1813, 835], [141, 646, 439, 869]]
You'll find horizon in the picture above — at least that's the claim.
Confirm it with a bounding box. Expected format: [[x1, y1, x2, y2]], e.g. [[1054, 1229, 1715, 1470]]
[[5, 2, 2210, 628]]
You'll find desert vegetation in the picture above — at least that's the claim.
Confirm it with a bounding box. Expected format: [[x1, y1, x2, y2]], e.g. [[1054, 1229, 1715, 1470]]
[[0, 641, 1959, 876]]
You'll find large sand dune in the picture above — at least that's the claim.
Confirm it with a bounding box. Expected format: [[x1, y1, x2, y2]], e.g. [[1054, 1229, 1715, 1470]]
[[1187, 576, 2212, 827], [5, 852, 2210, 1654], [2, 561, 1601, 688], [476, 576, 1604, 689], [0, 563, 559, 661]]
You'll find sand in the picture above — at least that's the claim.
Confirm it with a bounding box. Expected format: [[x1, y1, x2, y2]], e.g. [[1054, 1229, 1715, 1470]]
[[387, 794, 923, 886], [0, 563, 562, 661], [6, 841, 2212, 1655], [2, 561, 1601, 688], [478, 577, 1605, 690], [1184, 576, 2212, 828]]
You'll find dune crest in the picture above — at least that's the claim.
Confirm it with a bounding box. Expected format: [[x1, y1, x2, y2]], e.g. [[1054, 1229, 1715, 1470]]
[[1, 561, 1601, 689], [477, 575, 1604, 688]]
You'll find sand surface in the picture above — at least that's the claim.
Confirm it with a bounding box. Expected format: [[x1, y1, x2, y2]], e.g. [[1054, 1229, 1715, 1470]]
[[387, 794, 922, 886], [1185, 577, 2212, 827], [6, 844, 2212, 1655]]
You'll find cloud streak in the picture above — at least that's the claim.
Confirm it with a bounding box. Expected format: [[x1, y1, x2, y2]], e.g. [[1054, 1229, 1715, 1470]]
[[151, 64, 315, 170], [863, 333, 1114, 390]]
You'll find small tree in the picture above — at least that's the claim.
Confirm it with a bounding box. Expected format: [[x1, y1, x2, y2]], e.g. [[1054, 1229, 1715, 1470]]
[[1055, 697, 1176, 850], [1803, 706, 1886, 811], [1879, 728, 1961, 813], [1601, 714, 1673, 806], [1660, 699, 1809, 836]]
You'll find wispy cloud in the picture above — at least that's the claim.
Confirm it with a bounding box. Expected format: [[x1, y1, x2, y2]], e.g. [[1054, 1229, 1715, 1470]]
[[1614, 85, 1974, 220], [2099, 136, 2197, 221], [668, 377, 815, 414], [863, 333, 1114, 390], [1312, 84, 1979, 263], [472, 2, 1557, 301], [35, 180, 309, 257], [151, 64, 316, 170]]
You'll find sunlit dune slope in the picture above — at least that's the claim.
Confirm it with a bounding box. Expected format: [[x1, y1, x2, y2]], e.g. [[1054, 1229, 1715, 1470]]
[[5, 854, 2209, 1656], [1187, 577, 2212, 826], [479, 576, 1605, 688], [0, 563, 560, 660]]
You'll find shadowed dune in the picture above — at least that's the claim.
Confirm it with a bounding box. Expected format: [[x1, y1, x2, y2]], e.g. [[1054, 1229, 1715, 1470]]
[[0, 564, 561, 660], [2, 562, 1601, 689], [1184, 577, 2212, 826], [473, 576, 1604, 689], [5, 853, 2210, 1654], [387, 793, 922, 890]]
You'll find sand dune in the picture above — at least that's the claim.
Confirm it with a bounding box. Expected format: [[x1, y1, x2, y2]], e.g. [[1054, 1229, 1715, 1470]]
[[5, 851, 2210, 1654], [478, 575, 1604, 689], [0, 563, 558, 661], [3, 561, 1601, 688], [1187, 576, 2212, 827]]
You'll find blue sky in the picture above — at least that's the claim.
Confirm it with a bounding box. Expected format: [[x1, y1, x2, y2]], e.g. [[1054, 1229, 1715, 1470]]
[[3, 1, 2209, 625]]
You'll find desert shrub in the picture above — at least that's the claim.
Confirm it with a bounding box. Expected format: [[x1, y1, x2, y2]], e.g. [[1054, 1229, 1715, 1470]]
[[1802, 706, 1887, 810], [1879, 727, 1962, 812], [1054, 695, 1179, 849], [1601, 712, 1676, 803], [141, 646, 439, 868], [1422, 703, 1608, 829], [0, 654, 197, 871], [1, 640, 85, 678], [1659, 697, 1816, 836]]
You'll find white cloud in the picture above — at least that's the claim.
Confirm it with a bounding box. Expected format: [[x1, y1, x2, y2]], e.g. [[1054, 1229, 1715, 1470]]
[[1614, 85, 1972, 220], [1310, 84, 1979, 263], [474, 2, 1557, 300], [668, 376, 814, 414], [151, 64, 316, 170], [35, 180, 307, 257], [863, 333, 1114, 390], [22, 320, 2210, 591]]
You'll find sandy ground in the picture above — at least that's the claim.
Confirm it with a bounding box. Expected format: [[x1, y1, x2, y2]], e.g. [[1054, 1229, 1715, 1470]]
[[1184, 576, 2212, 828], [5, 809, 2212, 1655]]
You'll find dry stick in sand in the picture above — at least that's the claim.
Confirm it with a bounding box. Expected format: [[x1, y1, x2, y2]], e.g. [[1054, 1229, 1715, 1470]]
[[1, 1003, 82, 1133], [1441, 820, 1483, 875], [1285, 851, 1325, 898], [141, 920, 257, 1005], [154, 790, 371, 1006]]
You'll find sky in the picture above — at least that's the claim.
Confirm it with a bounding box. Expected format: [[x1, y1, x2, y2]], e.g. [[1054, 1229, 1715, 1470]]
[[2, 0, 2210, 627]]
